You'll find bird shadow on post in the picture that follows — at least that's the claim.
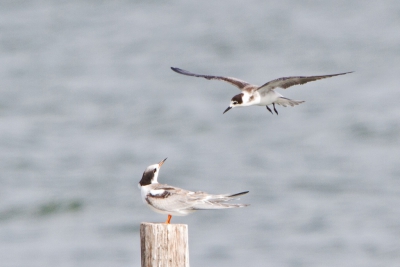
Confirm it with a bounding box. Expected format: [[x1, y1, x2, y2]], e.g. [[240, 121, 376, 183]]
[[140, 222, 189, 267]]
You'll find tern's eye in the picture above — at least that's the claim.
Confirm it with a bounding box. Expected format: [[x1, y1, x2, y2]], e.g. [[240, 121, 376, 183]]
[[233, 101, 238, 105], [153, 168, 157, 173]]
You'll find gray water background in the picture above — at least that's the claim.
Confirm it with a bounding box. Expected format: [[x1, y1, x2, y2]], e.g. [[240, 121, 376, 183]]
[[0, 1, 400, 266]]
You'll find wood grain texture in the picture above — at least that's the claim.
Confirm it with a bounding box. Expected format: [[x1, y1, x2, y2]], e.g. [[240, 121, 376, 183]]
[[140, 222, 189, 267]]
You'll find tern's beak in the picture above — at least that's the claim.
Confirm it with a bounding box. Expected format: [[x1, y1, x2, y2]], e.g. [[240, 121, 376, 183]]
[[158, 158, 167, 168], [223, 106, 232, 114]]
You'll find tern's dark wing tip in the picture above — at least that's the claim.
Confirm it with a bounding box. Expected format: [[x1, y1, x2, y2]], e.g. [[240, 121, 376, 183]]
[[229, 191, 249, 197], [341, 71, 354, 75], [171, 67, 185, 73]]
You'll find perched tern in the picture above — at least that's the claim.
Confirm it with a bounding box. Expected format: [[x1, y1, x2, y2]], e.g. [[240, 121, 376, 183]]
[[171, 67, 352, 115], [138, 158, 249, 224]]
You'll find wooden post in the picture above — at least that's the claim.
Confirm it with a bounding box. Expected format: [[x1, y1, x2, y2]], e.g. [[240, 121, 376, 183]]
[[140, 222, 189, 267]]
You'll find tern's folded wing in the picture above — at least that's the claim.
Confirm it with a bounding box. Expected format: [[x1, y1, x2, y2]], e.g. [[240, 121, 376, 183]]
[[145, 185, 194, 212], [186, 191, 250, 210]]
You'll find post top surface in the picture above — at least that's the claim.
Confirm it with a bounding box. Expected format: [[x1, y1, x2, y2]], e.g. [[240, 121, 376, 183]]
[[141, 222, 188, 227]]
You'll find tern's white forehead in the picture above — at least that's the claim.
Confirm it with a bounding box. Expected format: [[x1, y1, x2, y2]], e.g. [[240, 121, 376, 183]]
[[146, 163, 159, 172]]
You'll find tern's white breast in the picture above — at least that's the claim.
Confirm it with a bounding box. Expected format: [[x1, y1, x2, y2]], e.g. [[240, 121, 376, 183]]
[[258, 90, 281, 106]]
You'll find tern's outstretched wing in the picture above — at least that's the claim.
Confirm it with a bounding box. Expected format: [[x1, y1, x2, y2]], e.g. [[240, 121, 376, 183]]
[[257, 72, 353, 93], [171, 67, 251, 91]]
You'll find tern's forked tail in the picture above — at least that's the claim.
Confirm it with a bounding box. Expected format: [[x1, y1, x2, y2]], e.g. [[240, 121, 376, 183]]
[[275, 97, 305, 107]]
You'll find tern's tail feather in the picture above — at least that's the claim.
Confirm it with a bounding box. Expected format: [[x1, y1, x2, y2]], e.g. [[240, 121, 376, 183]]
[[275, 97, 305, 107], [191, 191, 249, 210]]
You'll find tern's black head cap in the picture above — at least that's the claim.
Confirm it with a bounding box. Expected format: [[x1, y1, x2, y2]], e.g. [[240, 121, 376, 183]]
[[139, 169, 155, 186], [231, 93, 244, 104]]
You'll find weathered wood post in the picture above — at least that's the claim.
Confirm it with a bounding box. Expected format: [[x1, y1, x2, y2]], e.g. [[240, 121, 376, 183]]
[[140, 222, 189, 267]]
